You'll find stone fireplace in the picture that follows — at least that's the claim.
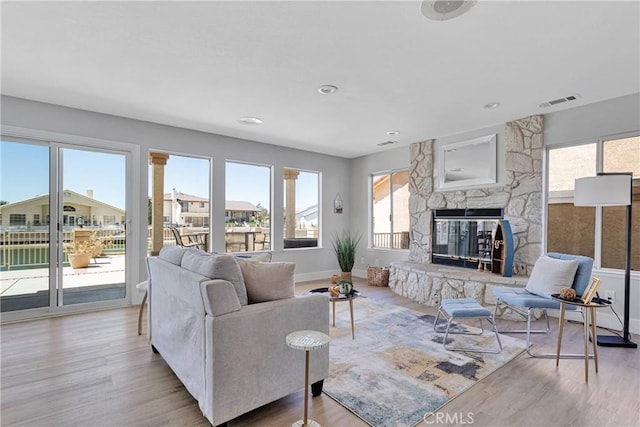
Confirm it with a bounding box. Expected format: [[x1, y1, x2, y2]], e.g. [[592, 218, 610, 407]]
[[389, 115, 544, 308]]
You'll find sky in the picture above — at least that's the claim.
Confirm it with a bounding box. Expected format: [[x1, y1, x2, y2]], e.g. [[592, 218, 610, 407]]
[[1, 141, 126, 209], [1, 141, 318, 212]]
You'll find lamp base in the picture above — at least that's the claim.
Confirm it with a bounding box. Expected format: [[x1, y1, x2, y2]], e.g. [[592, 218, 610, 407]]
[[597, 335, 637, 348]]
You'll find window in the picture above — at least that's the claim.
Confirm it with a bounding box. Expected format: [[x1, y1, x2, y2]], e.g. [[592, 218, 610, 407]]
[[547, 144, 596, 259], [547, 136, 639, 270], [9, 213, 26, 226], [33, 214, 40, 225], [283, 168, 320, 249], [148, 153, 210, 251], [225, 161, 271, 252], [104, 215, 116, 225], [371, 170, 410, 249]]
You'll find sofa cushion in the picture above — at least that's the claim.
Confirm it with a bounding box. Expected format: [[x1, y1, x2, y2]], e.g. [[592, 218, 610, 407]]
[[159, 245, 189, 265], [525, 255, 580, 298], [237, 260, 295, 304], [181, 249, 248, 306]]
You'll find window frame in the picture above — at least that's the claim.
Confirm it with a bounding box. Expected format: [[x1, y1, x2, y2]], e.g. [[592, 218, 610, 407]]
[[369, 168, 410, 251], [225, 159, 273, 253], [545, 132, 639, 271], [282, 167, 321, 251]]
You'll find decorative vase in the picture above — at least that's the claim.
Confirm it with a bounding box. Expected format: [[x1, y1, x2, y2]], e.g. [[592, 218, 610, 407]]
[[341, 271, 352, 281], [339, 282, 353, 296], [68, 253, 90, 269]]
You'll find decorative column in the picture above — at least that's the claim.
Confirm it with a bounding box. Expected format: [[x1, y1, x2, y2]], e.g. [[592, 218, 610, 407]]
[[149, 152, 169, 256], [284, 169, 300, 239]]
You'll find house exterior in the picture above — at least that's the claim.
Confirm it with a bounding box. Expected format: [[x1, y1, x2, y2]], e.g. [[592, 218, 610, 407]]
[[160, 190, 259, 227], [0, 189, 125, 229]]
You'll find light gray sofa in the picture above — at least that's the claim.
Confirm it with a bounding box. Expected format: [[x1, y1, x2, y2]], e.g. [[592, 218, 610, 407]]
[[146, 246, 330, 426]]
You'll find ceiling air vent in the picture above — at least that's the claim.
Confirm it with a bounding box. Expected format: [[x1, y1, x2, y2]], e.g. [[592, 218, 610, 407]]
[[377, 140, 399, 147], [539, 94, 581, 108]]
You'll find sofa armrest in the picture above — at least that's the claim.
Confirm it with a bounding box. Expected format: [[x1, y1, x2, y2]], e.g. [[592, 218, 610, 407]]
[[200, 279, 242, 317], [202, 293, 329, 425]]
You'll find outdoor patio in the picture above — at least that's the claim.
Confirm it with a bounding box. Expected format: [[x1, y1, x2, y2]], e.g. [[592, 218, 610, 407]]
[[0, 254, 126, 312]]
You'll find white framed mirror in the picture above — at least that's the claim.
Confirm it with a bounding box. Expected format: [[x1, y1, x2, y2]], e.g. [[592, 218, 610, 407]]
[[437, 134, 497, 190]]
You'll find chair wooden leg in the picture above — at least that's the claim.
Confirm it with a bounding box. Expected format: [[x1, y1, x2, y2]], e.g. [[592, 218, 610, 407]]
[[137, 291, 147, 336]]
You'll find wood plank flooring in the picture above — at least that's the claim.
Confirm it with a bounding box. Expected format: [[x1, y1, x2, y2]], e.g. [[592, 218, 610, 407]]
[[1, 278, 638, 427]]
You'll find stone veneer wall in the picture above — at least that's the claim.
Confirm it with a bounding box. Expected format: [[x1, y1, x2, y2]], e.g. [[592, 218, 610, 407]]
[[393, 115, 543, 308]]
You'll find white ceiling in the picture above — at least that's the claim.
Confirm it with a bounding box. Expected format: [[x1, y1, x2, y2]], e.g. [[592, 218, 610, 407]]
[[2, 1, 639, 158]]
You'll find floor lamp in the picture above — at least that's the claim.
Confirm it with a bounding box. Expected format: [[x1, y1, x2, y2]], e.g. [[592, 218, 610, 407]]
[[574, 172, 637, 348]]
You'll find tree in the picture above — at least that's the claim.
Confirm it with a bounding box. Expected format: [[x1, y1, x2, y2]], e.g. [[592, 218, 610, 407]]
[[254, 203, 269, 226]]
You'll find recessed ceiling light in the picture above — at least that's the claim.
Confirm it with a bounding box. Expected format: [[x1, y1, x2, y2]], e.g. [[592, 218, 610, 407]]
[[237, 116, 263, 125], [420, 0, 477, 21], [318, 85, 338, 95], [386, 130, 400, 136], [483, 102, 501, 109]]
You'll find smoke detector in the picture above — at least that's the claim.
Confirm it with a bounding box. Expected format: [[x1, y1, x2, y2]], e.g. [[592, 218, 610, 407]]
[[420, 0, 477, 21]]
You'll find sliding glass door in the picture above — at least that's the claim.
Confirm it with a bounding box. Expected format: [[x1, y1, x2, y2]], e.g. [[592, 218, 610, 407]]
[[0, 138, 130, 316]]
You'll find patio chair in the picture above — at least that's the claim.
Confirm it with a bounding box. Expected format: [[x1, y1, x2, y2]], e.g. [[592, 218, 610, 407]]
[[168, 226, 206, 251], [493, 252, 594, 358]]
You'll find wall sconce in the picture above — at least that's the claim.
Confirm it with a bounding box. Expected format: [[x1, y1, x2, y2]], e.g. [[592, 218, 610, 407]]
[[334, 193, 343, 214]]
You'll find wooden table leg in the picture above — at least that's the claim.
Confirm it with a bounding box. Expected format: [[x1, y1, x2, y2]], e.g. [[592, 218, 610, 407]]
[[556, 302, 565, 367], [349, 298, 355, 340], [590, 307, 599, 373], [584, 307, 589, 382], [303, 350, 309, 426], [332, 301, 336, 327]]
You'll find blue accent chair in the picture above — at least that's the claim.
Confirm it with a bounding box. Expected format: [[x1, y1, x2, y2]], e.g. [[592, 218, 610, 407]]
[[493, 252, 594, 358]]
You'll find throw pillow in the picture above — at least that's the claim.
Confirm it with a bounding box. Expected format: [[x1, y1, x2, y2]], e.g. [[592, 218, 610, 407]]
[[525, 255, 580, 298], [237, 260, 295, 304], [181, 250, 248, 306]]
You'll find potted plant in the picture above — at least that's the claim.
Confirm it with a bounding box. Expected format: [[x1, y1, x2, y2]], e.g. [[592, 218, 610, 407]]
[[64, 234, 104, 269], [331, 231, 361, 280]]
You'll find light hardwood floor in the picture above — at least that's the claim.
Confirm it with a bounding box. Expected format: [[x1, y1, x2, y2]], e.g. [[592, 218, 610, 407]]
[[1, 278, 638, 427]]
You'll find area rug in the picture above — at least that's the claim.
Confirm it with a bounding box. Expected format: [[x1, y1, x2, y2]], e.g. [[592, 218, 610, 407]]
[[323, 296, 526, 427]]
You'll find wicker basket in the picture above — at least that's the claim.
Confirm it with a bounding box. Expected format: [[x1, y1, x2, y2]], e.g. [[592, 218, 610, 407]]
[[367, 266, 390, 287]]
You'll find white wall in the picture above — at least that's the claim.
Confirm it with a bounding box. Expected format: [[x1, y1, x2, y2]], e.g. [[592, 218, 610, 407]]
[[544, 93, 640, 147], [0, 95, 351, 288]]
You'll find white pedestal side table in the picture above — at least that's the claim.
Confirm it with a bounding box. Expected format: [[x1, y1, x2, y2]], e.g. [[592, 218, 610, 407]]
[[286, 330, 330, 427]]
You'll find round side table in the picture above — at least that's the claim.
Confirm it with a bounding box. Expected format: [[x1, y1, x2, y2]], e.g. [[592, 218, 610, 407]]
[[286, 330, 330, 427]]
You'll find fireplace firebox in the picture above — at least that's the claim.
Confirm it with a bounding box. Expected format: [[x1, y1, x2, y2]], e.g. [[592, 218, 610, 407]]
[[432, 208, 503, 269]]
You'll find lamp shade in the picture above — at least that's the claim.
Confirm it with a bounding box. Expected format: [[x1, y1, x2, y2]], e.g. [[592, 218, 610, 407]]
[[574, 174, 631, 207]]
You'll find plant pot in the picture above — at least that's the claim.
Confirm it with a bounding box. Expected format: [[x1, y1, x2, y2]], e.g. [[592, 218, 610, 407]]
[[341, 271, 352, 281], [68, 253, 90, 269]]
